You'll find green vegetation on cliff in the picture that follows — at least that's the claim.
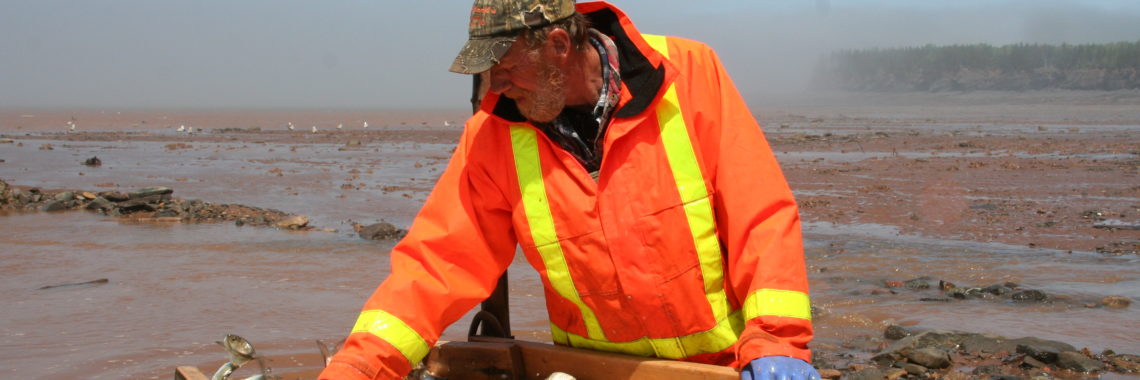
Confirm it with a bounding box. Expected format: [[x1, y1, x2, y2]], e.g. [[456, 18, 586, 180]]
[[816, 40, 1140, 92]]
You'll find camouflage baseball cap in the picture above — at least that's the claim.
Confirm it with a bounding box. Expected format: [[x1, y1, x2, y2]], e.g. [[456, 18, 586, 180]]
[[449, 0, 577, 74]]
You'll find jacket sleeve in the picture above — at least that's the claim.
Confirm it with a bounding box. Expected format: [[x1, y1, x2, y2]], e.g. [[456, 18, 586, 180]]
[[679, 41, 814, 368], [320, 123, 517, 380]]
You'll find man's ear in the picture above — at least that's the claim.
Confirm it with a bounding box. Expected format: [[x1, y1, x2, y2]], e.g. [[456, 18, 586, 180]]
[[546, 28, 572, 56]]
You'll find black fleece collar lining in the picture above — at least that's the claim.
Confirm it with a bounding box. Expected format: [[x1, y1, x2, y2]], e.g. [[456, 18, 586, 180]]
[[490, 7, 665, 122]]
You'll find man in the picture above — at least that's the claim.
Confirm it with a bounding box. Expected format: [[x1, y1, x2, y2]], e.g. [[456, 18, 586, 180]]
[[321, 1, 819, 379]]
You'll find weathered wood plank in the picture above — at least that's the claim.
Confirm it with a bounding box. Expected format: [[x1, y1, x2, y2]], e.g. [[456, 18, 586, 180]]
[[173, 366, 210, 380], [424, 341, 523, 380], [178, 338, 740, 380], [449, 338, 738, 380]]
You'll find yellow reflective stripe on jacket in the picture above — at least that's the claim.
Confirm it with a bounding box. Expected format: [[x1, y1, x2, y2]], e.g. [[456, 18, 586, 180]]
[[351, 309, 431, 365], [743, 288, 812, 321], [550, 310, 746, 359], [510, 125, 607, 341], [644, 33, 732, 322]]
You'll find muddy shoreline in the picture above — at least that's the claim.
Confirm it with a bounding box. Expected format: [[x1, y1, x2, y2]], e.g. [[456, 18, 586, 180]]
[[6, 91, 1137, 256], [1, 90, 1137, 378]]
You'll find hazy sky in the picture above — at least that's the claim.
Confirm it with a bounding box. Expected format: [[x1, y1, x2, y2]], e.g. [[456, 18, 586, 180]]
[[3, 0, 1139, 109]]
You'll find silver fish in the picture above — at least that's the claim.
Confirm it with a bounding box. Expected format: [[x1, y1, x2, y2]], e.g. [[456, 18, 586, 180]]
[[216, 334, 257, 368], [316, 338, 346, 367], [238, 357, 280, 380], [211, 362, 235, 380]]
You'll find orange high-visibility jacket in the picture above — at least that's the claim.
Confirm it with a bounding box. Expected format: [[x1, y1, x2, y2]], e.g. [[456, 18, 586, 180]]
[[322, 3, 812, 379]]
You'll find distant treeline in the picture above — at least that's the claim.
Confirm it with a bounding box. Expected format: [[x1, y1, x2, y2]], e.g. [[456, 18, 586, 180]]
[[815, 40, 1140, 92]]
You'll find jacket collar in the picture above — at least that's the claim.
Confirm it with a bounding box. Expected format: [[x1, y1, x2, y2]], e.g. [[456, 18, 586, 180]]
[[488, 1, 669, 122]]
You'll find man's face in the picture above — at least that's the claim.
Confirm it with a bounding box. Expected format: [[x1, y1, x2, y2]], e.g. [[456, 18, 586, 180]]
[[486, 38, 566, 123]]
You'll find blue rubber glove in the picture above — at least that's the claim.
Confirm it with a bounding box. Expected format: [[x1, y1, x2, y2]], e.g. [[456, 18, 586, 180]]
[[740, 356, 821, 380]]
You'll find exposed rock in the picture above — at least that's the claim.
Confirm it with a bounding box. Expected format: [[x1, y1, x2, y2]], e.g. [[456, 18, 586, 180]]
[[116, 195, 163, 213], [129, 186, 173, 200], [1013, 338, 1075, 363], [1018, 343, 1060, 363], [843, 367, 885, 380], [358, 221, 407, 241], [1093, 219, 1140, 230], [982, 284, 1013, 296], [0, 180, 10, 205], [902, 363, 926, 375], [1, 180, 313, 231], [26, 188, 42, 203], [874, 329, 1081, 369], [966, 336, 1075, 357], [938, 371, 973, 380], [274, 215, 309, 229], [818, 368, 842, 379], [56, 192, 75, 202], [152, 209, 182, 218], [1101, 296, 1132, 309], [873, 330, 962, 364], [41, 200, 71, 212], [100, 191, 130, 202], [957, 334, 1009, 353], [84, 197, 113, 211], [970, 365, 1002, 376], [946, 286, 991, 299], [1056, 351, 1105, 373], [1108, 354, 1140, 372], [37, 278, 109, 290], [904, 276, 932, 290], [905, 347, 951, 369], [883, 325, 912, 340], [1097, 241, 1140, 256], [1011, 289, 1048, 302], [1020, 356, 1048, 369]]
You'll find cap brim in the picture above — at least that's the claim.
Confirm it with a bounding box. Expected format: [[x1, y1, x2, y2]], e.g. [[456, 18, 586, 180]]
[[449, 36, 516, 75]]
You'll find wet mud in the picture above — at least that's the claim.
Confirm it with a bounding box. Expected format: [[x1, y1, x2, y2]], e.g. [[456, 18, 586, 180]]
[[1, 91, 1138, 379]]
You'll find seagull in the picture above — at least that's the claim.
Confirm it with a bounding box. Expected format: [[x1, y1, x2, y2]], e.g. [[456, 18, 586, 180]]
[[177, 125, 186, 132], [337, 123, 343, 130], [67, 121, 76, 132], [311, 125, 318, 133], [362, 121, 368, 129], [287, 122, 295, 131], [443, 120, 451, 127]]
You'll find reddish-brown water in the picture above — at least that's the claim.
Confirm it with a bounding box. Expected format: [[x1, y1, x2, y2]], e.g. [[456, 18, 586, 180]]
[[2, 93, 1138, 379]]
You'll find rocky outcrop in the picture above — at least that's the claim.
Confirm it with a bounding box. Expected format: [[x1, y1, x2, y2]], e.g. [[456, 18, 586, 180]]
[[355, 221, 407, 241], [1, 179, 310, 229], [857, 329, 1135, 378]]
